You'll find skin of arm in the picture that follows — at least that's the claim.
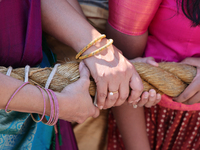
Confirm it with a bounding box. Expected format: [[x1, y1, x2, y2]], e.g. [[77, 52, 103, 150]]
[[65, 0, 86, 17], [106, 22, 148, 59], [105, 23, 151, 150], [41, 0, 144, 110], [0, 62, 99, 124]]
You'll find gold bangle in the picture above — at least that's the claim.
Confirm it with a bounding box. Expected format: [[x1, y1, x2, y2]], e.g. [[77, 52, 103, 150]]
[[75, 34, 106, 59], [78, 39, 113, 60]]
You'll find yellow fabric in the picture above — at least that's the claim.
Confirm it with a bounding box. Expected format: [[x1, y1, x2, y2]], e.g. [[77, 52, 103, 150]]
[[72, 110, 109, 150]]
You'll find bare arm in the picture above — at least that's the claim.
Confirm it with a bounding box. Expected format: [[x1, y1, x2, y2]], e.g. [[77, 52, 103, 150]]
[[65, 0, 85, 17], [106, 23, 148, 59], [41, 0, 143, 109], [0, 62, 99, 124], [0, 73, 50, 114], [105, 23, 150, 149]]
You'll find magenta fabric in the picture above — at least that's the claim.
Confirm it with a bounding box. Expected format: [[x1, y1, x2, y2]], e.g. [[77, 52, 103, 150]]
[[108, 0, 162, 35], [108, 0, 200, 111], [144, 0, 200, 110], [55, 120, 78, 150], [145, 0, 200, 62], [107, 0, 200, 149], [0, 1, 78, 150], [0, 0, 43, 67]]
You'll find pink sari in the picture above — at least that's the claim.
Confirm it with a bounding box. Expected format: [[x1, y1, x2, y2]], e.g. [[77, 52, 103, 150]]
[[107, 0, 200, 149]]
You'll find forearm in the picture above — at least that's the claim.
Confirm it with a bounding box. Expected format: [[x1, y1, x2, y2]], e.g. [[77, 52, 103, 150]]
[[0, 73, 51, 115], [65, 0, 85, 17], [41, 0, 101, 53], [112, 103, 150, 150], [106, 21, 150, 149], [106, 23, 148, 59]]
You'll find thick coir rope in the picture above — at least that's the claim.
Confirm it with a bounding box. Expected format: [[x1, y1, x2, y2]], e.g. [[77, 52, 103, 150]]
[[0, 62, 196, 97]]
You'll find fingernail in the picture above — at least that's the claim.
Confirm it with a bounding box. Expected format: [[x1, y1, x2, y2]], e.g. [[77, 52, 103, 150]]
[[133, 104, 137, 108], [99, 106, 103, 110], [152, 62, 158, 66], [136, 98, 141, 102], [129, 101, 134, 103], [157, 94, 161, 99], [150, 93, 154, 97], [144, 93, 148, 99]]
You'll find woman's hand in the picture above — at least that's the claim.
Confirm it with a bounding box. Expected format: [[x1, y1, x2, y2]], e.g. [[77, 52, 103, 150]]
[[129, 57, 161, 108], [58, 61, 100, 123], [129, 57, 159, 66], [173, 57, 200, 105], [84, 43, 144, 109]]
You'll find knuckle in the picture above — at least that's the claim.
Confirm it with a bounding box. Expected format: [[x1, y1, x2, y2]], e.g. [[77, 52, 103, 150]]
[[99, 92, 107, 99], [142, 98, 148, 103], [127, 63, 134, 69], [94, 74, 104, 83], [90, 109, 96, 116], [119, 71, 126, 78], [119, 93, 129, 100], [138, 84, 144, 92], [181, 94, 188, 101], [110, 98, 117, 102], [131, 81, 143, 91], [119, 67, 127, 73]]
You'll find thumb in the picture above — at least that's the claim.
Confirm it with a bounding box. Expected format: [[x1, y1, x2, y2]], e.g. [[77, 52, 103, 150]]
[[79, 61, 90, 80], [180, 57, 199, 67], [146, 59, 159, 67], [92, 107, 100, 118]]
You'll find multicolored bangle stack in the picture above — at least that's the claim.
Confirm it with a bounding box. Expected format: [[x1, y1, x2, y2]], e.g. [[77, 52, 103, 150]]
[[75, 34, 114, 60]]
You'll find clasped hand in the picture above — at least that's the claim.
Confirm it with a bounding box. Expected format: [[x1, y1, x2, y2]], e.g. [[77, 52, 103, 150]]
[[58, 61, 100, 123], [173, 57, 200, 105], [84, 45, 144, 109], [129, 57, 161, 108]]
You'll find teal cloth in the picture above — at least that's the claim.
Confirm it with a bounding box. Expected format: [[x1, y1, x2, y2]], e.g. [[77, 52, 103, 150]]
[[0, 111, 53, 150], [0, 36, 57, 150], [0, 111, 35, 149]]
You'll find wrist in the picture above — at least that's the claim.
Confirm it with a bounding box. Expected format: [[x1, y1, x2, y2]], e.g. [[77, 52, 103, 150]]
[[82, 38, 110, 55], [55, 92, 70, 120], [73, 32, 102, 52], [81, 38, 114, 62]]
